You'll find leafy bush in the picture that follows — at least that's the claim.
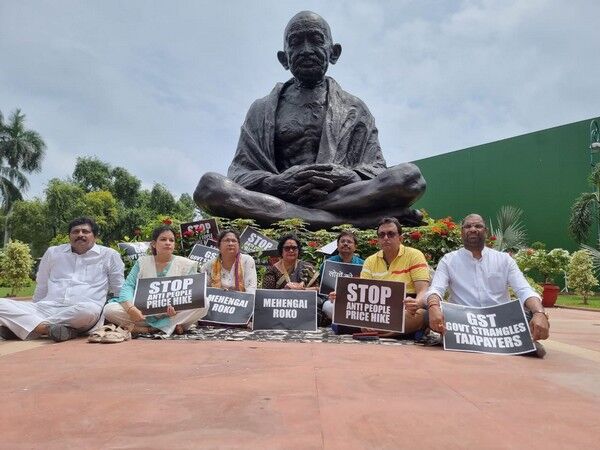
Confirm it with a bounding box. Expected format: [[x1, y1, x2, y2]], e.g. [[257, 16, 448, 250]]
[[0, 240, 34, 296], [515, 247, 570, 283], [568, 250, 598, 304]]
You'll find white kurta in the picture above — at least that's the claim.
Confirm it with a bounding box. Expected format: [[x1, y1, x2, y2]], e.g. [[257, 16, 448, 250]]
[[0, 243, 124, 340]]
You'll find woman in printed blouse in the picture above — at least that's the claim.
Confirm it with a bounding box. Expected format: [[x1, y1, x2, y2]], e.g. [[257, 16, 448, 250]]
[[104, 225, 206, 335], [201, 229, 257, 293], [261, 234, 318, 291]]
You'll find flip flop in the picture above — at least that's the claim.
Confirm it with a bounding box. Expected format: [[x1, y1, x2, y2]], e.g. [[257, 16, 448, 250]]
[[88, 324, 117, 343], [100, 326, 132, 344]]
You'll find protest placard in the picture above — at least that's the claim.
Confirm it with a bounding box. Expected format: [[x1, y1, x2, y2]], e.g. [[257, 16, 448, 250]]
[[202, 287, 255, 325], [319, 260, 362, 295], [441, 301, 535, 355], [188, 244, 219, 266], [253, 289, 317, 331], [239, 227, 278, 255], [180, 219, 219, 250], [317, 239, 337, 255], [117, 242, 150, 261], [133, 273, 207, 316], [333, 278, 405, 333]]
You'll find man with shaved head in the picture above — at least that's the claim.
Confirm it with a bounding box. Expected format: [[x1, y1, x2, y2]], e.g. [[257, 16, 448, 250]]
[[195, 11, 426, 229], [426, 214, 550, 356]]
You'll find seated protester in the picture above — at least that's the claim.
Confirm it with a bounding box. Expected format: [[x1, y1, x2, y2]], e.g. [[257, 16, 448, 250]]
[[321, 230, 364, 320], [104, 225, 206, 336], [426, 213, 550, 356], [262, 234, 319, 290], [331, 217, 430, 336], [201, 229, 257, 293], [0, 217, 124, 342]]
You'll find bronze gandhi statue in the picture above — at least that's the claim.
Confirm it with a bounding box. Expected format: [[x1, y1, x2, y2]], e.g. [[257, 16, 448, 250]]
[[194, 11, 426, 229]]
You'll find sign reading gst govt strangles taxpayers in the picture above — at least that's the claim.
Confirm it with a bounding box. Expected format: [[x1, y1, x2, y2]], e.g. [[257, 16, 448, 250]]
[[239, 227, 278, 255], [188, 244, 219, 266], [117, 242, 150, 261], [333, 278, 405, 333], [202, 287, 255, 326], [441, 301, 535, 355], [252, 289, 317, 331], [180, 219, 219, 249], [319, 260, 362, 295], [133, 273, 207, 316]]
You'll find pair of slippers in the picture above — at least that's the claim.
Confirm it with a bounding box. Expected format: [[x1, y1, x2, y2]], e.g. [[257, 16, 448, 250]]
[[88, 324, 131, 344]]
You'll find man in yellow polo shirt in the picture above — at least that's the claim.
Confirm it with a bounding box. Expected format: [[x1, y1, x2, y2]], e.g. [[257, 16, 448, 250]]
[[361, 217, 430, 336]]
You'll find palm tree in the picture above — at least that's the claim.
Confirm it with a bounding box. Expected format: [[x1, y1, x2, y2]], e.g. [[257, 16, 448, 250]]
[[0, 108, 46, 243], [488, 205, 527, 252], [569, 163, 600, 243]]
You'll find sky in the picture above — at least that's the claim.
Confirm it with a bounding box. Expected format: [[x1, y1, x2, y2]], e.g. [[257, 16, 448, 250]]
[[1, 0, 599, 201]]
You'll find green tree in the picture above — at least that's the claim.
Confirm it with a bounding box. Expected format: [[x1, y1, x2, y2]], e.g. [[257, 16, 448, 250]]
[[569, 164, 600, 243], [488, 205, 527, 252], [82, 190, 118, 236], [173, 193, 197, 221], [0, 109, 46, 244], [72, 156, 112, 192], [149, 183, 175, 215], [567, 250, 598, 305], [0, 109, 46, 210], [0, 240, 34, 296], [111, 166, 141, 207], [8, 199, 52, 257], [45, 179, 85, 236]]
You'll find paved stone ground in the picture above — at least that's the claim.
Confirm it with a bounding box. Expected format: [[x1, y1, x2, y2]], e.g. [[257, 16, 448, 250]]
[[1, 307, 599, 449]]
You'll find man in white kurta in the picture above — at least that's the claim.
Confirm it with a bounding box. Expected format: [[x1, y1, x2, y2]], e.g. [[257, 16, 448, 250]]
[[0, 217, 124, 341], [426, 214, 550, 343]]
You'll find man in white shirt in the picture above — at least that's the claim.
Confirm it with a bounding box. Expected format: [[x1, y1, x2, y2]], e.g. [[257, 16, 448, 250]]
[[0, 217, 124, 342], [426, 214, 550, 346]]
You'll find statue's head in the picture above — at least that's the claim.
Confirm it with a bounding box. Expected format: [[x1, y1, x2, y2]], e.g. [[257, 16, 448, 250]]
[[277, 11, 342, 86]]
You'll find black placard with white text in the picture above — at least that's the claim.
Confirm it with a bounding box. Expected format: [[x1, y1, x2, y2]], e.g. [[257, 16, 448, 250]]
[[441, 301, 535, 355], [133, 273, 207, 316], [117, 242, 150, 261], [202, 287, 255, 325], [188, 244, 219, 266], [239, 227, 278, 255], [333, 278, 405, 333], [253, 289, 317, 331], [180, 219, 219, 249], [319, 260, 362, 295]]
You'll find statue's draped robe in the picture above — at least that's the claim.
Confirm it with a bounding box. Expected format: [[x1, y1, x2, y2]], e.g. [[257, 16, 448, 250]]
[[228, 77, 387, 193]]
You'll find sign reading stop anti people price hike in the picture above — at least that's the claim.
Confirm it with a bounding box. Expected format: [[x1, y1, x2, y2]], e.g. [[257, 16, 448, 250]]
[[333, 278, 405, 333], [319, 260, 362, 295], [253, 289, 318, 331], [188, 244, 219, 266], [133, 273, 207, 316], [202, 287, 255, 326], [239, 227, 278, 255], [441, 301, 535, 355], [180, 219, 219, 249]]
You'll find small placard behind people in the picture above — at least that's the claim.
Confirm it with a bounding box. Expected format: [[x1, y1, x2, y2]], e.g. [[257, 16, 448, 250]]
[[188, 244, 219, 266], [333, 278, 405, 333], [134, 273, 207, 316], [180, 219, 219, 249], [253, 289, 317, 331], [202, 287, 255, 326], [239, 227, 278, 255], [441, 301, 535, 355], [117, 242, 150, 261], [319, 260, 362, 295]]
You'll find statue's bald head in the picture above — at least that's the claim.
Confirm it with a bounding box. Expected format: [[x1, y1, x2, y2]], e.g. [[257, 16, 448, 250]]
[[283, 11, 333, 47], [278, 11, 342, 86]]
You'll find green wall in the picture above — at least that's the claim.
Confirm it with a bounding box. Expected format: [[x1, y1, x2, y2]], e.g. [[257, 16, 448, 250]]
[[412, 118, 599, 251]]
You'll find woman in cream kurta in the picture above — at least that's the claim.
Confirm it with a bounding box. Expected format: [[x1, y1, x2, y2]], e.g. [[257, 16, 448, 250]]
[[104, 225, 207, 335]]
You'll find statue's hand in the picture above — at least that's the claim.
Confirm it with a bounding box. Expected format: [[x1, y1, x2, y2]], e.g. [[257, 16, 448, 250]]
[[295, 164, 361, 189], [263, 165, 313, 201]]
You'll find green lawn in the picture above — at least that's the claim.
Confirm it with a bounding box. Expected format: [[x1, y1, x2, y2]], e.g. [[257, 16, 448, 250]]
[[556, 294, 600, 309], [0, 284, 36, 298]]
